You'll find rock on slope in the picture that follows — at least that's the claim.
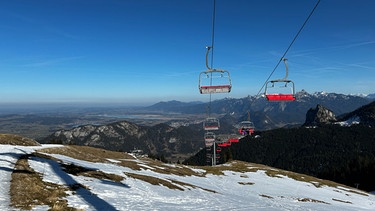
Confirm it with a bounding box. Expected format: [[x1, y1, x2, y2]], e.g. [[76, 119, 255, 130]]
[[303, 104, 337, 126]]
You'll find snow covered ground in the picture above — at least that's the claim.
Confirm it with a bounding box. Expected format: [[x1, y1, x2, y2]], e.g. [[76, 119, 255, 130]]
[[1, 144, 375, 211]]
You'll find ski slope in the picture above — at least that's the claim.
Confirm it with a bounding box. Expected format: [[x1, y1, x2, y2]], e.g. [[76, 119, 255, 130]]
[[1, 144, 374, 210]]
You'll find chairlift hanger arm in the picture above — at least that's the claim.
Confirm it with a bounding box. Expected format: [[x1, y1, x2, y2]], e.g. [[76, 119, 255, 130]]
[[283, 58, 289, 80], [206, 46, 212, 69], [204, 46, 227, 73], [270, 58, 289, 82]]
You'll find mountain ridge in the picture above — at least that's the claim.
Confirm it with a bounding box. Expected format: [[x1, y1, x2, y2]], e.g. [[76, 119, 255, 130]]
[[144, 90, 372, 130], [41, 91, 374, 162]]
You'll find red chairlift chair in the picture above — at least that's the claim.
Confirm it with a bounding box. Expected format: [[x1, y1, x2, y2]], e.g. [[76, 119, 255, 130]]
[[238, 121, 255, 136], [199, 46, 232, 94], [265, 58, 296, 101], [203, 117, 220, 130]]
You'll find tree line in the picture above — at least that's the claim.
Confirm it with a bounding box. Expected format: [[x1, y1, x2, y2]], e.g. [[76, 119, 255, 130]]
[[184, 124, 375, 192]]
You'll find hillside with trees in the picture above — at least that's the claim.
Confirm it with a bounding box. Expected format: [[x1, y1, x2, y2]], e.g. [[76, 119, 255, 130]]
[[184, 101, 375, 192], [184, 125, 375, 192]]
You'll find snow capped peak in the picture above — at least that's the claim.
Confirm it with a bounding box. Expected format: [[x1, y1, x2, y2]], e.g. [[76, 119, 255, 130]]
[[313, 91, 328, 97], [350, 93, 368, 98]]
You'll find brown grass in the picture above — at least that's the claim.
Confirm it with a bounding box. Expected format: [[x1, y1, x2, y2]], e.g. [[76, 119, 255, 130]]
[[35, 146, 366, 201], [198, 161, 249, 175], [61, 162, 124, 183], [10, 151, 126, 210], [10, 154, 75, 210], [34, 151, 125, 184], [8, 142, 366, 210], [170, 179, 217, 193], [124, 172, 184, 191], [332, 198, 352, 204], [337, 187, 369, 196], [37, 146, 357, 193], [0, 133, 40, 146], [263, 167, 349, 189], [37, 145, 134, 163], [136, 159, 204, 177], [193, 160, 354, 192], [259, 194, 273, 199], [38, 145, 204, 177], [124, 172, 217, 193], [297, 198, 329, 204], [238, 182, 254, 185]]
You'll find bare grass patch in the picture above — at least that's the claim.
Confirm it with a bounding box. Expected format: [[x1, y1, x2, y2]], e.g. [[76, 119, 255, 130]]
[[0, 134, 40, 146], [37, 145, 134, 163], [10, 154, 75, 210], [297, 198, 329, 204], [124, 172, 184, 191], [61, 163, 124, 183], [259, 194, 273, 199], [238, 182, 254, 186], [332, 198, 352, 204]]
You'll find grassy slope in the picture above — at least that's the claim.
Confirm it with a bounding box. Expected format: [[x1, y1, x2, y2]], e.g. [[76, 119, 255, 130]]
[[1, 134, 370, 210]]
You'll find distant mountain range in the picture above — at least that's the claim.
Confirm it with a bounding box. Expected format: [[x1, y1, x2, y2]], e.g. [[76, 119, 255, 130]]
[[41, 91, 375, 162], [366, 93, 375, 99], [145, 90, 374, 130]]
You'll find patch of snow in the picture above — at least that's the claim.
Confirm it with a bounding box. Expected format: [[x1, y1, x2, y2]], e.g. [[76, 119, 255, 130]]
[[0, 144, 63, 211], [106, 158, 121, 163], [335, 116, 361, 127], [2, 144, 375, 210]]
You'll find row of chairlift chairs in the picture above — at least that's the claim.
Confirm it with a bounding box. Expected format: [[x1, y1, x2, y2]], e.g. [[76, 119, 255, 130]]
[[203, 119, 255, 148], [199, 50, 296, 150], [199, 47, 259, 150], [199, 56, 296, 101]]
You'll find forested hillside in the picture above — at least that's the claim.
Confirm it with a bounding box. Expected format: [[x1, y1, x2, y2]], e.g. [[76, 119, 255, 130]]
[[184, 124, 375, 192]]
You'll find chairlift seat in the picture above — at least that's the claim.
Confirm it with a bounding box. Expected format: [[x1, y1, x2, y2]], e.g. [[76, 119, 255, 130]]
[[199, 68, 232, 94], [266, 94, 296, 101], [218, 141, 231, 147], [204, 132, 216, 142], [203, 117, 220, 130], [205, 137, 215, 142], [200, 85, 231, 94], [264, 58, 296, 102], [205, 141, 214, 147], [229, 138, 239, 143], [238, 121, 255, 135]]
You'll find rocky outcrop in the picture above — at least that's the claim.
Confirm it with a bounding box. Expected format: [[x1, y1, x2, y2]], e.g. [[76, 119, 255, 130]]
[[42, 120, 203, 156], [304, 104, 336, 126]]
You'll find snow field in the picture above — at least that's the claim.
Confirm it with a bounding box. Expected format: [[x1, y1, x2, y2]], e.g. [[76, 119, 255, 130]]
[[1, 145, 375, 211]]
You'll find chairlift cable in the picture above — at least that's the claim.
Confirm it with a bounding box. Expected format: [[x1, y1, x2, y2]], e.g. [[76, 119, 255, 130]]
[[198, 0, 231, 95], [208, 93, 212, 117], [210, 0, 216, 69], [208, 0, 216, 118], [251, 0, 321, 103]]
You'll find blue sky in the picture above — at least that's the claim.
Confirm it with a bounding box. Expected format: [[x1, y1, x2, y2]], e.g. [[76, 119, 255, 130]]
[[0, 0, 374, 105]]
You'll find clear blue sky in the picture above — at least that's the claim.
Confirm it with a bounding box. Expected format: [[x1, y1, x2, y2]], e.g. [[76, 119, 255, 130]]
[[0, 0, 374, 105]]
